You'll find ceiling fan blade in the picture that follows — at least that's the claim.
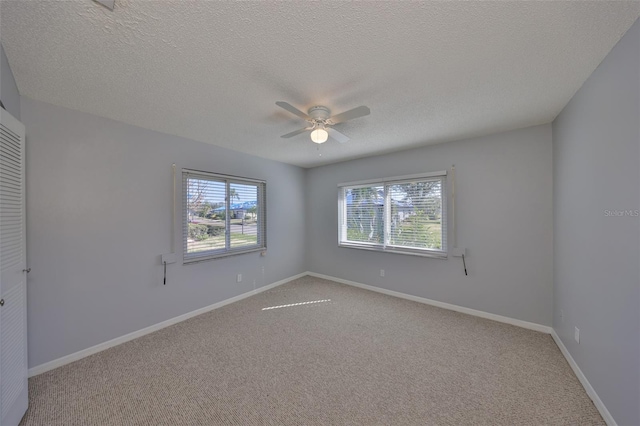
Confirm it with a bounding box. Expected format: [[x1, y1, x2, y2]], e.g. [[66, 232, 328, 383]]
[[329, 106, 370, 124], [281, 127, 312, 138], [275, 101, 310, 120], [328, 127, 350, 144]]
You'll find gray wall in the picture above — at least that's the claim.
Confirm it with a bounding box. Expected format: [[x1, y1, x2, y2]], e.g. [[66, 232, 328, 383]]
[[552, 19, 639, 426], [21, 97, 307, 368], [0, 43, 20, 119], [306, 124, 554, 326]]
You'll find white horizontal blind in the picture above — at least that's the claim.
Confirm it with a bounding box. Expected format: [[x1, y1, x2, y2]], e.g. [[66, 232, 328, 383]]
[[341, 185, 384, 247], [386, 177, 446, 253], [339, 174, 446, 257], [183, 170, 266, 263]]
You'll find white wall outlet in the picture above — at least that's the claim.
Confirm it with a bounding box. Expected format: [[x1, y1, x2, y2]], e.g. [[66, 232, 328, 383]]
[[559, 310, 564, 322], [237, 274, 242, 283], [380, 269, 385, 277], [261, 266, 265, 274], [161, 253, 176, 264], [574, 327, 580, 343]]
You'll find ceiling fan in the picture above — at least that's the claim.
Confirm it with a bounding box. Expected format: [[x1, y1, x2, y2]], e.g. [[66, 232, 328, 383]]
[[276, 102, 370, 144]]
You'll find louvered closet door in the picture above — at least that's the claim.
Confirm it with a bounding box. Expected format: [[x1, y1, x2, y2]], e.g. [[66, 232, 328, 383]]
[[0, 108, 27, 426]]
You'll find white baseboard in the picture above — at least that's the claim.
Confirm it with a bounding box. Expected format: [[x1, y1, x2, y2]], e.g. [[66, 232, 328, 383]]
[[28, 272, 307, 377], [550, 330, 616, 426], [307, 272, 553, 334]]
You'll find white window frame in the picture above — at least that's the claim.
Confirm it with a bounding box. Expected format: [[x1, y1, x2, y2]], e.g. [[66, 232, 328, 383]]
[[338, 171, 447, 259], [183, 169, 266, 263]]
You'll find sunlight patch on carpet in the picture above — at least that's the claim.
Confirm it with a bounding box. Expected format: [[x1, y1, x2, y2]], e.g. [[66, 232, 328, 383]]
[[262, 299, 331, 311]]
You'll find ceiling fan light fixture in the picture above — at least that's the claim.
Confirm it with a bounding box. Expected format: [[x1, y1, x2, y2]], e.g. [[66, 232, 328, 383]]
[[310, 128, 328, 144]]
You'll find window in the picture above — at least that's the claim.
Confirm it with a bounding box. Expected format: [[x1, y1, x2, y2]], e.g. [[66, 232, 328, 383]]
[[183, 169, 266, 263], [338, 172, 446, 258]]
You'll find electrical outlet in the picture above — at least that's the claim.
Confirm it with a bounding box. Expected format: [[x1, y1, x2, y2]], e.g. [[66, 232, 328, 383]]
[[560, 310, 564, 322], [380, 269, 385, 277], [261, 266, 265, 274], [574, 327, 580, 343], [237, 274, 242, 283]]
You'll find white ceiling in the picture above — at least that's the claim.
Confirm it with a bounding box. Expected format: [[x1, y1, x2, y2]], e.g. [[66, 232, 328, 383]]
[[1, 1, 639, 168]]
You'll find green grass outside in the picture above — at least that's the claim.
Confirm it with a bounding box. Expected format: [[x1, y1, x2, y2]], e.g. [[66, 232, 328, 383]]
[[347, 220, 442, 249]]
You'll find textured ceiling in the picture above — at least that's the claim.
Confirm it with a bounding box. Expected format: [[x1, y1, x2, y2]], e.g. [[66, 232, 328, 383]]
[[1, 1, 639, 168]]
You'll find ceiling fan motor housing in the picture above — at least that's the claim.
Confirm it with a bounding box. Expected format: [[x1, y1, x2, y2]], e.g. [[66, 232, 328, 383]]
[[308, 106, 331, 121]]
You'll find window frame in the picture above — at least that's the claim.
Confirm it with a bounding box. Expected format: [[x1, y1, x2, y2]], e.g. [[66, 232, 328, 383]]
[[338, 171, 447, 259], [183, 169, 266, 264]]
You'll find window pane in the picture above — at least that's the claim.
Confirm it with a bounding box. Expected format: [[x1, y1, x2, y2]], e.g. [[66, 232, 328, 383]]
[[229, 182, 259, 250], [345, 185, 384, 244], [387, 179, 443, 250], [186, 178, 227, 254], [183, 170, 266, 263]]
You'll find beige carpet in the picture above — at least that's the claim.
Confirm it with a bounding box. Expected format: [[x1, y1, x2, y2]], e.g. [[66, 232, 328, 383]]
[[20, 276, 603, 425]]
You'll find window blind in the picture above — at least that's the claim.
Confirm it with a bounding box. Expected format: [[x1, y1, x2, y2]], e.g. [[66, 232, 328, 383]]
[[338, 173, 446, 258], [183, 169, 266, 263]]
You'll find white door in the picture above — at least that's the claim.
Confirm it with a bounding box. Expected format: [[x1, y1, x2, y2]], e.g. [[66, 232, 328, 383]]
[[0, 107, 28, 426]]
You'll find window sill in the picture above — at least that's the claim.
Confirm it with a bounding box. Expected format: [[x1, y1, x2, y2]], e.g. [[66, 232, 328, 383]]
[[184, 246, 265, 264], [338, 243, 447, 259]]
